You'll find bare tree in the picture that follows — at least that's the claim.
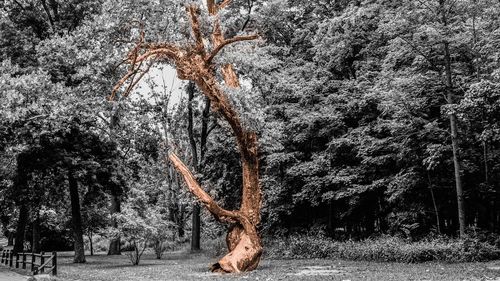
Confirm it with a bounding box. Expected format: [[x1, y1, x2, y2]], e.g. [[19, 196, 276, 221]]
[[112, 0, 262, 273]]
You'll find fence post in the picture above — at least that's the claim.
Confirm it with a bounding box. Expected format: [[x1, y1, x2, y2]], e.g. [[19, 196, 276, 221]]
[[15, 253, 19, 268], [22, 253, 26, 269], [8, 250, 13, 268], [40, 252, 45, 274], [31, 253, 35, 273], [51, 252, 57, 276]]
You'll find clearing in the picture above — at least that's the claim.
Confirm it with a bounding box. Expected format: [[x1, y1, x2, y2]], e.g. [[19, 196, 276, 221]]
[[51, 251, 500, 281]]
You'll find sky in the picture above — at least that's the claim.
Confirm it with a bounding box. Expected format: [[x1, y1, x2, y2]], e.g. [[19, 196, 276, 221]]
[[134, 64, 185, 110]]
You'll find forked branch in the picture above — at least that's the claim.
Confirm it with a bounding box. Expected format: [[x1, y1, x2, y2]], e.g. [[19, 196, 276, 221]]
[[206, 34, 259, 64], [187, 5, 205, 53], [207, 0, 232, 15]]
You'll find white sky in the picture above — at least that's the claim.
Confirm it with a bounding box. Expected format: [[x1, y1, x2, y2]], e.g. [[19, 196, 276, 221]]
[[134, 65, 185, 110]]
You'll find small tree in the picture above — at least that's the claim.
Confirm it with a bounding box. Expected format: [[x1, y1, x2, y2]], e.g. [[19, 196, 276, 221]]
[[113, 187, 174, 265], [113, 204, 150, 265]]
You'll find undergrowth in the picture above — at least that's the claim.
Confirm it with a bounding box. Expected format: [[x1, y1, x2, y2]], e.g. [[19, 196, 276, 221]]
[[264, 234, 500, 263]]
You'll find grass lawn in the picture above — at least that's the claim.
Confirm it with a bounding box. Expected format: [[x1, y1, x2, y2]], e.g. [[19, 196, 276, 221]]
[[53, 251, 500, 281]]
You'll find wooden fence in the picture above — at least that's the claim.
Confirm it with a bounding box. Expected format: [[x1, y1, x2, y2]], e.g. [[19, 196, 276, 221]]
[[1, 249, 57, 276]]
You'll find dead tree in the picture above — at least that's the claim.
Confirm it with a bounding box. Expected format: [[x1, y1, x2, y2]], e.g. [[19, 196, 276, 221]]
[[112, 0, 262, 273]]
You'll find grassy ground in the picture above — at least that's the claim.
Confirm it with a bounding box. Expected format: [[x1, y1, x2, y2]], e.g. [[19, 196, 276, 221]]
[[53, 251, 500, 281]]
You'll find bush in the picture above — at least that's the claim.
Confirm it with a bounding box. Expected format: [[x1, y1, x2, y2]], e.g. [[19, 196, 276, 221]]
[[265, 234, 500, 263], [152, 239, 175, 259], [203, 236, 227, 258], [84, 234, 108, 254]]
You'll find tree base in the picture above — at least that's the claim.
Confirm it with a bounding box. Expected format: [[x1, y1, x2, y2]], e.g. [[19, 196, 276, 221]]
[[210, 225, 262, 273]]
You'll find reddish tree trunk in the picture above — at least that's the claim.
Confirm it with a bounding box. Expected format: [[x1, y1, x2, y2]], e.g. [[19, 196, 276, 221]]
[[112, 0, 262, 272]]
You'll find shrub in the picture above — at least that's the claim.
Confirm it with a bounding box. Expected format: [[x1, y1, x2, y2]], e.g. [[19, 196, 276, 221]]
[[152, 240, 175, 259], [265, 234, 500, 263], [204, 236, 227, 258]]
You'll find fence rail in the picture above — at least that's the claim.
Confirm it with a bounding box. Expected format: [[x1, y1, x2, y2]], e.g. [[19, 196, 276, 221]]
[[1, 249, 57, 276]]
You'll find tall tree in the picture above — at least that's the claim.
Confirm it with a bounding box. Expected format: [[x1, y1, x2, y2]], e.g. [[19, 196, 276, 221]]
[[113, 0, 262, 272], [438, 0, 465, 238], [186, 82, 201, 251]]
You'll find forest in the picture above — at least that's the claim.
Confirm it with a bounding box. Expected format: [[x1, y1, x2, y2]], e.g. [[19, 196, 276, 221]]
[[1, 0, 500, 279]]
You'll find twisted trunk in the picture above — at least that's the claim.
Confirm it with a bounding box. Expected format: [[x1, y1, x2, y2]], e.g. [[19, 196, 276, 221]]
[[169, 153, 262, 272], [112, 0, 262, 272]]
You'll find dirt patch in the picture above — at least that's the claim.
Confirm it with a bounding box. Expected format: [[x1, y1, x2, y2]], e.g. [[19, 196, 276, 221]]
[[291, 265, 345, 276]]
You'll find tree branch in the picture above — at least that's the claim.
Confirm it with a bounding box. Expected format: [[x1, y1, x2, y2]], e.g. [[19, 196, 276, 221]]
[[134, 45, 180, 63], [168, 152, 240, 224], [241, 0, 253, 31], [206, 34, 259, 64], [40, 0, 56, 32], [187, 5, 205, 53], [217, 0, 232, 11], [123, 61, 154, 98], [207, 0, 232, 15], [12, 0, 25, 10]]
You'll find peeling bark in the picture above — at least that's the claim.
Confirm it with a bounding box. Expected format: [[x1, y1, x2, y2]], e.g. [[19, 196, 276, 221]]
[[169, 154, 262, 272], [112, 0, 261, 272]]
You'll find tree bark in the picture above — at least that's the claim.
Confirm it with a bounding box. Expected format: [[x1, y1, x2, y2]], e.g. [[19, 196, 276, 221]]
[[440, 0, 466, 238], [68, 170, 86, 263], [108, 101, 122, 255], [169, 153, 262, 272], [113, 1, 262, 272], [107, 194, 121, 255], [427, 172, 441, 234], [191, 204, 201, 251], [200, 97, 211, 161], [32, 213, 41, 253], [7, 232, 14, 246], [13, 204, 29, 255], [187, 81, 201, 251], [88, 231, 94, 256]]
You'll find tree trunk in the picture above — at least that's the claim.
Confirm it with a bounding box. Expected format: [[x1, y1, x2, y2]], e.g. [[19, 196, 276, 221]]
[[7, 232, 14, 246], [178, 203, 185, 238], [89, 231, 94, 256], [187, 81, 201, 251], [112, 1, 262, 272], [32, 213, 41, 253], [191, 94, 212, 251], [427, 172, 441, 234], [327, 200, 334, 236], [68, 170, 86, 263], [107, 194, 121, 255], [191, 204, 201, 251], [108, 99, 122, 255], [169, 153, 262, 273], [13, 204, 29, 255], [441, 0, 465, 238], [200, 96, 211, 162]]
